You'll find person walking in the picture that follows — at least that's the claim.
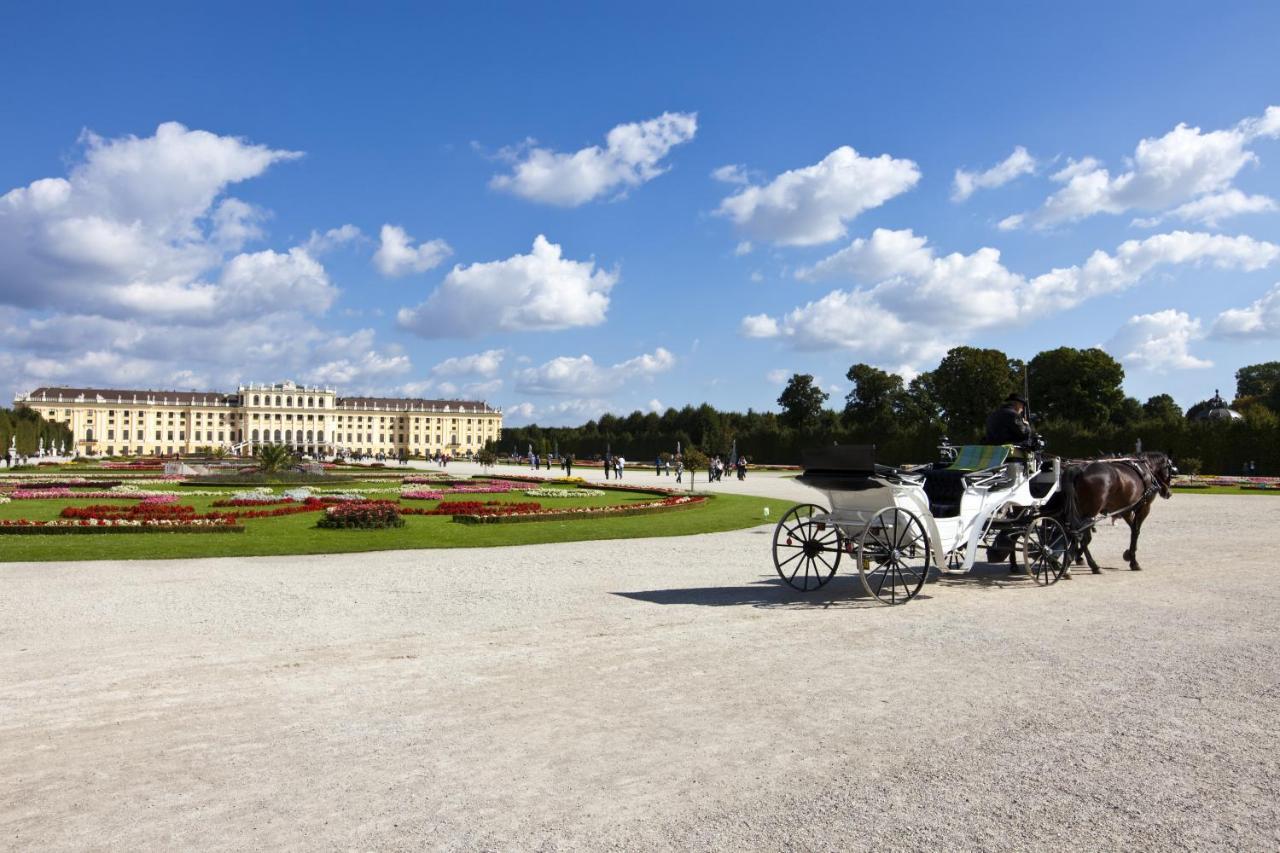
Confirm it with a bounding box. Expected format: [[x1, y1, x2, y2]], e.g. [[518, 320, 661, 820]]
[[675, 456, 683, 483], [655, 455, 662, 476], [604, 452, 611, 480], [616, 455, 625, 479], [565, 454, 573, 477]]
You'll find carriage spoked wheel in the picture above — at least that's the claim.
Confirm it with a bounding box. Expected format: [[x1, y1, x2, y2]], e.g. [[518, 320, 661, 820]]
[[1022, 517, 1070, 585], [772, 503, 842, 591], [857, 507, 931, 605]]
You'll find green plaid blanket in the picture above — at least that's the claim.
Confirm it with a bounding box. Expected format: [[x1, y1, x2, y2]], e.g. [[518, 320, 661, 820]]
[[950, 444, 1011, 471]]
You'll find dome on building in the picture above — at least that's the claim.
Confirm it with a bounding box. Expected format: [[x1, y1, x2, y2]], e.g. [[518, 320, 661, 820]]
[[1193, 389, 1244, 422]]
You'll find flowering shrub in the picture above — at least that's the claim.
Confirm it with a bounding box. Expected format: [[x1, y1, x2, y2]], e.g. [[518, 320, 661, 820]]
[[316, 501, 405, 529], [524, 488, 606, 498]]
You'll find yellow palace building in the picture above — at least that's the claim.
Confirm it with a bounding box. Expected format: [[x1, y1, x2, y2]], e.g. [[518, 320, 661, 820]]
[[13, 381, 503, 459]]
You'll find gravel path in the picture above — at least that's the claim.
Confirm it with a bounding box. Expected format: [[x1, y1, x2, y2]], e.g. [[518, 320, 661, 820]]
[[2, 486, 1278, 851]]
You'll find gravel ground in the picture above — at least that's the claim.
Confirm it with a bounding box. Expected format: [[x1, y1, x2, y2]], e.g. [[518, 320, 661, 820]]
[[1, 478, 1278, 851]]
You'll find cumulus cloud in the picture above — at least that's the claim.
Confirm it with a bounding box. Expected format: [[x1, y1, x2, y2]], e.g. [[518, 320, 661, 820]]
[[502, 398, 618, 426], [304, 224, 363, 254], [0, 121, 310, 321], [431, 349, 505, 377], [397, 235, 617, 338], [715, 146, 920, 246], [1132, 189, 1277, 228], [1007, 106, 1280, 229], [490, 112, 697, 206], [746, 228, 1279, 366], [951, 146, 1037, 201], [712, 164, 749, 185], [0, 122, 416, 404], [1212, 282, 1280, 338], [514, 348, 675, 395], [1105, 310, 1212, 371], [373, 224, 452, 277]]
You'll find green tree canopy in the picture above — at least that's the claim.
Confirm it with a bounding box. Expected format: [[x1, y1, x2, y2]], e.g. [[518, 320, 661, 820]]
[[1142, 394, 1183, 422], [1029, 347, 1125, 429], [776, 374, 829, 431], [930, 346, 1020, 436], [843, 364, 905, 432], [1235, 361, 1280, 399]]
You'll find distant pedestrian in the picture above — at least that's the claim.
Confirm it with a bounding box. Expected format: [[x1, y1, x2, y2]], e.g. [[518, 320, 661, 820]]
[[655, 456, 662, 476], [675, 457, 683, 483], [565, 454, 573, 477], [616, 455, 625, 479], [604, 453, 612, 480]]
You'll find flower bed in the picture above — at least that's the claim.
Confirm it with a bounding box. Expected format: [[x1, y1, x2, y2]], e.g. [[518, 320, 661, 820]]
[[523, 488, 606, 498], [60, 503, 220, 522], [0, 518, 243, 534], [451, 495, 706, 524], [399, 500, 543, 517], [316, 501, 405, 529], [4, 479, 125, 489], [400, 489, 445, 500]]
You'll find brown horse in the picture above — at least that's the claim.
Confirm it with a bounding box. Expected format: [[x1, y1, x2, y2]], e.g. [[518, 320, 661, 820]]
[[1059, 452, 1175, 572]]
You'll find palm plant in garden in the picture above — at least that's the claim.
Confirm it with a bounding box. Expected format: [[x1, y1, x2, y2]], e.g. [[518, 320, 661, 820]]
[[256, 443, 293, 474]]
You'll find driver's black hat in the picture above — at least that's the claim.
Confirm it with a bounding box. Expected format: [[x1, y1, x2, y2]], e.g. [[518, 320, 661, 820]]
[[1005, 393, 1028, 405]]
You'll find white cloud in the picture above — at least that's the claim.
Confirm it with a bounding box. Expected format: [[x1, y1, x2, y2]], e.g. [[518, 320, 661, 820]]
[[304, 224, 363, 254], [490, 112, 697, 206], [431, 349, 505, 377], [712, 164, 749, 185], [1212, 282, 1280, 338], [715, 146, 920, 246], [502, 398, 617, 426], [952, 146, 1037, 201], [1008, 106, 1280, 228], [1132, 189, 1277, 228], [514, 347, 675, 395], [0, 121, 308, 321], [373, 224, 452, 277], [740, 314, 780, 338], [1105, 310, 1211, 371], [734, 240, 753, 256], [747, 228, 1279, 367], [765, 368, 791, 385], [646, 398, 665, 413], [397, 235, 617, 337]]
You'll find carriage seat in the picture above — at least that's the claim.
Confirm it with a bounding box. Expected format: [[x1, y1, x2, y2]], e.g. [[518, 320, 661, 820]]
[[923, 445, 1015, 517]]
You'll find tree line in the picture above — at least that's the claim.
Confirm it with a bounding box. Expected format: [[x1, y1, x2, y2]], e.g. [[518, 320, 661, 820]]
[[1, 407, 74, 459], [496, 348, 1280, 475]]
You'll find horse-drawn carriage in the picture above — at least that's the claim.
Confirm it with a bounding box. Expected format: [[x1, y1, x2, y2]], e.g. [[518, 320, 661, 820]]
[[772, 442, 1073, 604]]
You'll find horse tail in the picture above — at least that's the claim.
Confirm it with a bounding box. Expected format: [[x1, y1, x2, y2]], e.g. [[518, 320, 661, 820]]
[[1060, 464, 1083, 533]]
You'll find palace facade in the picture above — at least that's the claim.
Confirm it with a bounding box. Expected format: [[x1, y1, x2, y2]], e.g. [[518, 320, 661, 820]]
[[13, 381, 503, 458]]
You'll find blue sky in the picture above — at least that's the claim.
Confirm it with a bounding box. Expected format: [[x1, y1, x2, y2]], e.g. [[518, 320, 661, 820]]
[[2, 2, 1278, 424]]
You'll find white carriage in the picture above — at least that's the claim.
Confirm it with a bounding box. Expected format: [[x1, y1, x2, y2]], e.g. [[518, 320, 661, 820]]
[[772, 443, 1072, 604]]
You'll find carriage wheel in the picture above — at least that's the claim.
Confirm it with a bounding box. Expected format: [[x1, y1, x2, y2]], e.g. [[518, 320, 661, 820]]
[[857, 507, 931, 605], [771, 503, 842, 591], [1022, 517, 1069, 585]]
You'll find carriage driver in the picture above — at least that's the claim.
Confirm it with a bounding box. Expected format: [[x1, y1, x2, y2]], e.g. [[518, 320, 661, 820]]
[[983, 393, 1031, 447]]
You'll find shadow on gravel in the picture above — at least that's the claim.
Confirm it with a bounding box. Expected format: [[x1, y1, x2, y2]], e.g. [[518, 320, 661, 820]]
[[613, 575, 933, 609]]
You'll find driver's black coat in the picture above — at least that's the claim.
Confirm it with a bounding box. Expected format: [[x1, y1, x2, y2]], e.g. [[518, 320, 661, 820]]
[[983, 403, 1031, 445]]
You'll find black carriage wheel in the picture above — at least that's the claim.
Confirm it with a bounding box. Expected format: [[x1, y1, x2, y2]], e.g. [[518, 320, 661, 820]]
[[772, 503, 842, 591], [1023, 517, 1069, 586], [857, 507, 931, 605]]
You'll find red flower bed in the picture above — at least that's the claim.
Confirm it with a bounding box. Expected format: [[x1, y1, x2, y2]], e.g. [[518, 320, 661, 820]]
[[60, 503, 222, 522], [397, 500, 543, 517], [452, 495, 707, 524], [222, 499, 333, 519]]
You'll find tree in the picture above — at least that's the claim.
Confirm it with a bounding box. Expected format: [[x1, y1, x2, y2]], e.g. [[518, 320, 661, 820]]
[[1142, 394, 1182, 422], [682, 447, 709, 489], [843, 364, 905, 433], [776, 374, 829, 431], [930, 347, 1019, 436], [474, 448, 497, 469], [256, 443, 293, 474], [1235, 362, 1280, 399], [1028, 347, 1125, 429], [1110, 396, 1144, 426]]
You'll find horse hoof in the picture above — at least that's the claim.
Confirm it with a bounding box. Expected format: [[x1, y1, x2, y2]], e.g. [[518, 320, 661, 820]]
[[1130, 565, 1142, 571], [1091, 567, 1102, 574], [1061, 571, 1073, 580]]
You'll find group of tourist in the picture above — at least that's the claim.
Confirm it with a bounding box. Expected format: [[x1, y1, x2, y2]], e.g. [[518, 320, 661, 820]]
[[707, 456, 748, 481]]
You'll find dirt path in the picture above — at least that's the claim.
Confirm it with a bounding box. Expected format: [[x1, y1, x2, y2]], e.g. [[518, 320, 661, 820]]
[[2, 493, 1278, 850]]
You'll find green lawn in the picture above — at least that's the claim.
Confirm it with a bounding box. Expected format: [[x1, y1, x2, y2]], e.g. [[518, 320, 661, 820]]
[[0, 481, 794, 562]]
